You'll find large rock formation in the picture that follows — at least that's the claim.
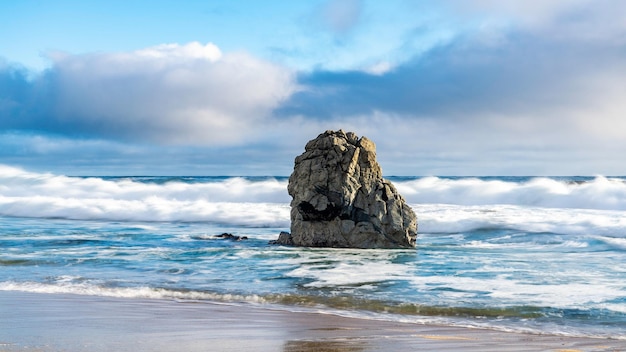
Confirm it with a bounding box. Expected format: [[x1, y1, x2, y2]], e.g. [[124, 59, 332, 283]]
[[274, 130, 417, 249]]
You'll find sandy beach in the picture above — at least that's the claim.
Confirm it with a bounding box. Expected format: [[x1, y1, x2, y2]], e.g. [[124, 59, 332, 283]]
[[0, 291, 623, 352]]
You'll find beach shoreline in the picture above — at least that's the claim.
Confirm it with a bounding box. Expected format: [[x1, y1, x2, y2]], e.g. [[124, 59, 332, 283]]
[[0, 291, 623, 352]]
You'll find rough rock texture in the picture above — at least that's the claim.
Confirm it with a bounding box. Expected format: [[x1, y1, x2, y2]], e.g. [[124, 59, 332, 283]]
[[274, 130, 417, 249]]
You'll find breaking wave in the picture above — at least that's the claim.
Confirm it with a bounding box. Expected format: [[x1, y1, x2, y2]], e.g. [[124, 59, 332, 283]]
[[0, 165, 290, 226], [395, 175, 626, 210], [1, 165, 626, 226]]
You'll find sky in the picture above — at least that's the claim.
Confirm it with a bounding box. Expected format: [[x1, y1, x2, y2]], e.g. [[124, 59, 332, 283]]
[[1, 0, 626, 176]]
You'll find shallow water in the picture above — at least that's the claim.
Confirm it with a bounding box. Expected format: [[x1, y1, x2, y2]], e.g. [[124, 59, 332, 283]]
[[0, 165, 625, 338]]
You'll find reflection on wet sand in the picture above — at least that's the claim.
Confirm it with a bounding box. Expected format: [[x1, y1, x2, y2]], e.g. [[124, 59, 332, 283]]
[[283, 339, 367, 352]]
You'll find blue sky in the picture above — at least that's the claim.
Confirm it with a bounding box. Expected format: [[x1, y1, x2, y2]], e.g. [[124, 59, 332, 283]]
[[2, 0, 626, 175]]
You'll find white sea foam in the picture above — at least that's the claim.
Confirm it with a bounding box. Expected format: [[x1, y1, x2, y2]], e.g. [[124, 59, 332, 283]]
[[287, 259, 410, 288], [596, 236, 626, 250], [2, 165, 626, 231], [0, 280, 267, 303], [0, 165, 288, 202], [0, 195, 290, 227], [415, 204, 626, 237], [281, 250, 625, 313], [406, 275, 625, 311], [396, 175, 626, 210], [0, 165, 290, 226]]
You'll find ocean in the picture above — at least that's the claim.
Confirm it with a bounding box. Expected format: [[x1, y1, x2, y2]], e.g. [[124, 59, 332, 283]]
[[1, 165, 625, 339]]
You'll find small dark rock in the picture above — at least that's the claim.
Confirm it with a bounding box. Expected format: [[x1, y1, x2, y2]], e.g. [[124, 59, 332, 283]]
[[215, 233, 247, 241]]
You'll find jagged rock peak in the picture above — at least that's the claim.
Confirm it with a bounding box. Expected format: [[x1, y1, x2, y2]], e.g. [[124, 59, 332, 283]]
[[273, 130, 417, 249]]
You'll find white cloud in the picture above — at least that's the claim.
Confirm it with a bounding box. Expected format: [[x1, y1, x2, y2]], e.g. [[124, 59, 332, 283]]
[[363, 61, 393, 75], [134, 42, 222, 60], [281, 107, 626, 176], [44, 42, 297, 145]]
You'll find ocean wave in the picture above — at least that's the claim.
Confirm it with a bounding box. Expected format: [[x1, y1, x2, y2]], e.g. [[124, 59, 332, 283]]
[[0, 280, 541, 318], [0, 280, 273, 308], [595, 236, 626, 251], [0, 165, 289, 202], [0, 165, 290, 225], [0, 195, 290, 226], [415, 204, 626, 237], [2, 165, 626, 225], [395, 175, 626, 210]]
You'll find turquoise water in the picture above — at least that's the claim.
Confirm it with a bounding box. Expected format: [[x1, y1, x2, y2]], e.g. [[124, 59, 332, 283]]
[[0, 165, 625, 338]]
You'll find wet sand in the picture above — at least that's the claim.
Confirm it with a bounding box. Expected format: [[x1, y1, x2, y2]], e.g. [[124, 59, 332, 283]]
[[0, 291, 624, 352]]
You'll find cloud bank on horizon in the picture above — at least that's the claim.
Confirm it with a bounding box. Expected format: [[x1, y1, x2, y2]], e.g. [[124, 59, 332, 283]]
[[1, 0, 626, 175]]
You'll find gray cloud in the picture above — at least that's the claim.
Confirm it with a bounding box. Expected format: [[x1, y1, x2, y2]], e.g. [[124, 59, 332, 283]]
[[281, 31, 626, 120], [0, 131, 299, 176], [274, 2, 626, 175], [1, 42, 297, 145]]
